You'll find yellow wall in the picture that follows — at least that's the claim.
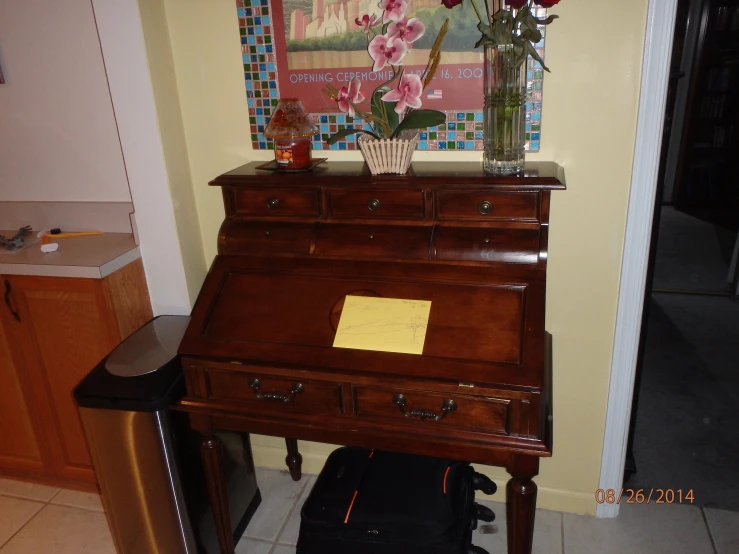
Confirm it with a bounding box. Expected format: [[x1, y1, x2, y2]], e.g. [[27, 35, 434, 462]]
[[137, 0, 208, 304], [149, 0, 649, 515]]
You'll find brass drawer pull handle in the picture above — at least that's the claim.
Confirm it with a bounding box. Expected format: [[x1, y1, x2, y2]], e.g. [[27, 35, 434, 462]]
[[478, 201, 492, 215], [267, 197, 280, 209], [368, 198, 381, 211], [249, 378, 304, 403], [393, 393, 457, 421]]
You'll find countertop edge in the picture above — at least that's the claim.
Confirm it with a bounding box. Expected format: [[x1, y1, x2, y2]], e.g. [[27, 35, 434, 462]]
[[100, 247, 142, 278], [0, 246, 142, 279]]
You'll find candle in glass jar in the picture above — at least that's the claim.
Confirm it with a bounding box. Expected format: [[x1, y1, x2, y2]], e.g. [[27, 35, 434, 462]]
[[275, 138, 312, 169], [264, 98, 318, 171]]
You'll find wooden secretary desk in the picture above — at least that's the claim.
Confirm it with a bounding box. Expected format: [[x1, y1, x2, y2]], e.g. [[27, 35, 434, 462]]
[[178, 161, 564, 554]]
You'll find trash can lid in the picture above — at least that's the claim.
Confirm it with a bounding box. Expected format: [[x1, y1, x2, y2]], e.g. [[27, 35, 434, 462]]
[[74, 315, 191, 412], [106, 315, 191, 377]]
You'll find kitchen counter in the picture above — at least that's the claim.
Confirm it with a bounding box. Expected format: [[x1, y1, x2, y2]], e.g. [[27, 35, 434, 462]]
[[0, 232, 140, 278]]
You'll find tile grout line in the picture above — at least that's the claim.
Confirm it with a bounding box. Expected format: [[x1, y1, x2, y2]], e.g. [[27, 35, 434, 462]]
[[48, 488, 63, 503], [268, 476, 312, 553], [700, 508, 719, 554], [49, 486, 106, 512], [0, 482, 105, 513], [0, 499, 46, 551], [243, 536, 277, 552], [0, 493, 54, 504], [560, 511, 565, 554]]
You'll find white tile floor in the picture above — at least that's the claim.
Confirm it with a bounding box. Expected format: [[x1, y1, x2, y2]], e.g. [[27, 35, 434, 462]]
[[1, 470, 738, 553]]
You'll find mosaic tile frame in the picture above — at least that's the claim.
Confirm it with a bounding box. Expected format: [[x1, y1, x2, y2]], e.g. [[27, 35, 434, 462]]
[[238, 0, 546, 152]]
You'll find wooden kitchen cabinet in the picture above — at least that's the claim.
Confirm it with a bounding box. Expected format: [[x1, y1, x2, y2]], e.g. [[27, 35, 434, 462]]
[[0, 309, 46, 477], [0, 259, 152, 490]]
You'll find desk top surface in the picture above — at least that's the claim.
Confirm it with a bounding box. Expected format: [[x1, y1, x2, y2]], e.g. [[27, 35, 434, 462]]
[[212, 161, 566, 190]]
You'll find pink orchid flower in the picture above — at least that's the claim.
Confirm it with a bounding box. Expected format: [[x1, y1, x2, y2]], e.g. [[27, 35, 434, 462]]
[[388, 17, 425, 46], [368, 34, 409, 72], [379, 0, 408, 23], [354, 14, 379, 35], [336, 78, 365, 116], [381, 73, 423, 114]]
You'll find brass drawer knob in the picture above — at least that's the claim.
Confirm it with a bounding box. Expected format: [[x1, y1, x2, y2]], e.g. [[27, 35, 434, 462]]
[[478, 201, 493, 215], [267, 197, 280, 209], [368, 198, 381, 211], [249, 378, 304, 403], [393, 393, 457, 421]]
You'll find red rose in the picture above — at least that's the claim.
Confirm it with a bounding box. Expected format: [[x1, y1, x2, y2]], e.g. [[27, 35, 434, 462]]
[[506, 0, 528, 7], [533, 0, 561, 6], [441, 0, 463, 7]]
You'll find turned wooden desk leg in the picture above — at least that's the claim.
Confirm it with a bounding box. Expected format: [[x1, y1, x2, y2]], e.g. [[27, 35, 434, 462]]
[[201, 434, 235, 554], [506, 456, 539, 554], [285, 438, 302, 481]]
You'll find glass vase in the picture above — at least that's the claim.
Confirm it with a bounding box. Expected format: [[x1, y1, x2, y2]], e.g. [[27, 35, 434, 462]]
[[483, 44, 528, 175]]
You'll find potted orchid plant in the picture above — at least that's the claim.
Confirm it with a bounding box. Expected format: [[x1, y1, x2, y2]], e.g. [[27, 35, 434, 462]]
[[321, 0, 449, 173]]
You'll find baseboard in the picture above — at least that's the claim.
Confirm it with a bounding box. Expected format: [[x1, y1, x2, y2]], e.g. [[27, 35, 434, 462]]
[[251, 443, 596, 516], [535, 487, 596, 516]]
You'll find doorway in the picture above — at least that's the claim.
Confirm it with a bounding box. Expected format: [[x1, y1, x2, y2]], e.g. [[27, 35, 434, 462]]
[[626, 0, 739, 511]]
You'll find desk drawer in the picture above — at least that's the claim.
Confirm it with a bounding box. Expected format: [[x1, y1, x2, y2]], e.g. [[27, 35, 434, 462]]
[[353, 385, 510, 435], [233, 188, 320, 217], [435, 226, 539, 264], [329, 190, 425, 219], [314, 224, 431, 259], [221, 221, 314, 255], [436, 191, 538, 221], [207, 369, 343, 415]]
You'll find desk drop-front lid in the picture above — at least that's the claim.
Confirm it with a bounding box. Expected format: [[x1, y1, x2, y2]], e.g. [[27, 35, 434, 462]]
[[180, 255, 546, 389]]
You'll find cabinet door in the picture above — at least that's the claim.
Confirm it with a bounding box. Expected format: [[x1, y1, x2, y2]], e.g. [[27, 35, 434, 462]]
[[0, 303, 46, 476], [5, 275, 121, 485]]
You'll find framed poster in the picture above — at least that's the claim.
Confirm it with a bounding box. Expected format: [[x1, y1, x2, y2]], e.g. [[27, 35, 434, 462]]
[[237, 0, 547, 152]]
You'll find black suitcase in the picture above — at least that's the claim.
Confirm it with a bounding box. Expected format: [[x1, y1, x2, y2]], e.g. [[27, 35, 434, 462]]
[[297, 447, 496, 554]]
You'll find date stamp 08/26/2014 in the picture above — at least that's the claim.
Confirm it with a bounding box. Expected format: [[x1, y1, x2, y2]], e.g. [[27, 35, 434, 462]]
[[595, 489, 695, 505]]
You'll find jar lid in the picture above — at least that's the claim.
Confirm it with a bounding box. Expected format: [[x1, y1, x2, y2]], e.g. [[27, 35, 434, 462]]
[[264, 98, 318, 139]]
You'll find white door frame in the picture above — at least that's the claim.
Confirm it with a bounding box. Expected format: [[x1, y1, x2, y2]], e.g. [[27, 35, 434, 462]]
[[597, 0, 679, 519], [90, 0, 192, 316]]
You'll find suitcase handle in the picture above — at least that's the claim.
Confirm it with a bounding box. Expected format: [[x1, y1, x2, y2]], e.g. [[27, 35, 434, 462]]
[[392, 394, 457, 421], [472, 472, 497, 495], [249, 378, 304, 403]]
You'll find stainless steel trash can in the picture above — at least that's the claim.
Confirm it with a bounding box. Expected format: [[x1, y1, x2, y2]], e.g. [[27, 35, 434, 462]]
[[74, 316, 260, 554]]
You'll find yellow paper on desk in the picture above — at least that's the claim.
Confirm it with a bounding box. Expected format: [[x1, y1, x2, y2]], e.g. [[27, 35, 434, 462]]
[[333, 296, 431, 355]]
